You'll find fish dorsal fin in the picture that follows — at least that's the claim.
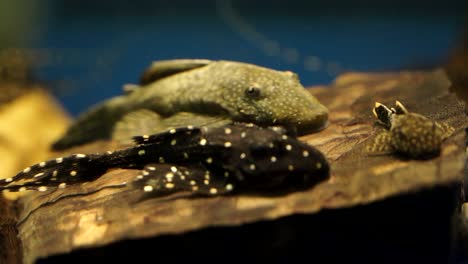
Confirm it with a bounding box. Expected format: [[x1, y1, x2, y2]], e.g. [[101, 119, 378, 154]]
[[140, 59, 213, 85]]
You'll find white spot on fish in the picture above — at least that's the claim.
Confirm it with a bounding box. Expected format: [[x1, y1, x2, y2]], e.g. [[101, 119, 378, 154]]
[[241, 132, 247, 138], [144, 185, 154, 192], [23, 167, 31, 173], [190, 180, 196, 186], [169, 128, 176, 134], [136, 175, 144, 180], [271, 126, 282, 132], [138, 150, 146, 156], [187, 125, 194, 130], [171, 139, 177, 145], [170, 166, 177, 173], [225, 184, 234, 191], [147, 166, 156, 171], [183, 152, 189, 159], [56, 157, 63, 163], [165, 172, 174, 181], [206, 157, 213, 164], [224, 128, 232, 134], [52, 170, 58, 177], [209, 188, 218, 194], [75, 154, 86, 158], [59, 183, 67, 189], [204, 179, 210, 185], [303, 150, 309, 157], [34, 172, 44, 178], [200, 138, 207, 146], [281, 135, 288, 140], [270, 156, 277, 162], [4, 177, 13, 183], [70, 171, 77, 176], [106, 151, 113, 154], [240, 153, 246, 159], [19, 187, 27, 192], [159, 157, 165, 163], [38, 186, 48, 192], [39, 162, 46, 167], [224, 171, 229, 177], [165, 182, 175, 189], [142, 171, 149, 176], [192, 186, 199, 191], [249, 164, 256, 170], [285, 144, 292, 151], [288, 165, 294, 171], [316, 162, 322, 169], [224, 141, 232, 148]]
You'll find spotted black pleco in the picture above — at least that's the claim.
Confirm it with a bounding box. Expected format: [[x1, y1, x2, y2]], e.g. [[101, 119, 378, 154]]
[[1, 124, 329, 196]]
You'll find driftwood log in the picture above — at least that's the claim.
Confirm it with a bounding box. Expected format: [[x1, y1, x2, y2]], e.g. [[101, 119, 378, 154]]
[[0, 69, 466, 264]]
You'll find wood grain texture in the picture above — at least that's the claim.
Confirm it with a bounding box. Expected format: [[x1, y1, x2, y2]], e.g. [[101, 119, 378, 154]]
[[0, 198, 22, 264], [3, 69, 466, 263]]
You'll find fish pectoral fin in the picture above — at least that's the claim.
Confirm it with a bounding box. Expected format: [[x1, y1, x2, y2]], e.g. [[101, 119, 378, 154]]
[[366, 131, 394, 155], [140, 59, 213, 85], [131, 164, 234, 197], [112, 109, 164, 145], [159, 112, 232, 130]]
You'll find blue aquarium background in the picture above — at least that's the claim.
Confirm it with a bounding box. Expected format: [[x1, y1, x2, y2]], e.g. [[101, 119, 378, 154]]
[[1, 0, 466, 115]]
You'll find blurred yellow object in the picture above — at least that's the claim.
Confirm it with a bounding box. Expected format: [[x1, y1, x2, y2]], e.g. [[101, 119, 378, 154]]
[[0, 86, 71, 199]]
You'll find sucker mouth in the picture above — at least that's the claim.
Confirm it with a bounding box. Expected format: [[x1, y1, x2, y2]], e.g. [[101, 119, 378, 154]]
[[303, 120, 329, 133], [234, 104, 329, 136], [294, 111, 329, 135]]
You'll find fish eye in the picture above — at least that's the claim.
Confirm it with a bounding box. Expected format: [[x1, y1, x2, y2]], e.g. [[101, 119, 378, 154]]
[[245, 85, 262, 99]]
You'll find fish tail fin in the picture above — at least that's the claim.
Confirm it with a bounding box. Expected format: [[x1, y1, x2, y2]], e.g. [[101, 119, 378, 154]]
[[0, 183, 56, 193], [0, 153, 109, 192], [52, 96, 130, 150], [0, 160, 62, 187]]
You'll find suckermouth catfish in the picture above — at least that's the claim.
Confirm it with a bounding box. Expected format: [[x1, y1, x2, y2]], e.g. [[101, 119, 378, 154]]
[[52, 59, 328, 150], [2, 124, 329, 195], [367, 100, 454, 159]]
